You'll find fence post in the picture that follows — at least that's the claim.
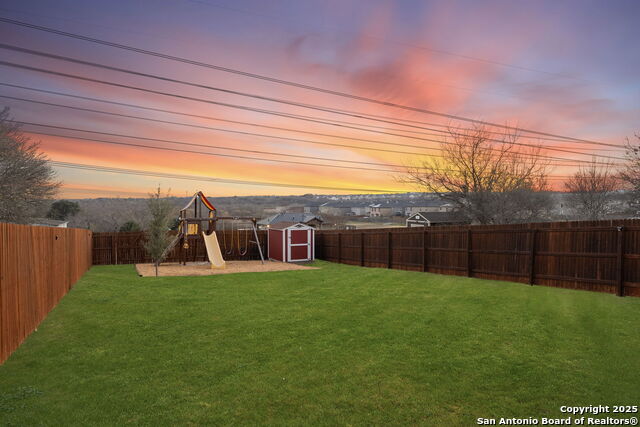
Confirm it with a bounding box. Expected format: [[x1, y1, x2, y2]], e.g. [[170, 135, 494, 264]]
[[111, 234, 117, 265], [422, 229, 428, 272], [316, 233, 322, 260], [528, 229, 537, 285], [337, 233, 342, 264], [360, 232, 365, 267], [387, 231, 393, 269], [466, 229, 472, 277], [616, 226, 625, 297]]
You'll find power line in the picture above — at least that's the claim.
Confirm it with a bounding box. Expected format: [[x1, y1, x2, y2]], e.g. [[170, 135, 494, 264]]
[[0, 35, 610, 145], [49, 161, 403, 193], [259, 100, 625, 152], [0, 7, 580, 110], [60, 186, 150, 197], [17, 122, 411, 172], [0, 43, 485, 143], [216, 99, 624, 152], [2, 94, 619, 175], [0, 61, 622, 166], [2, 77, 600, 148], [51, 160, 573, 189], [0, 11, 586, 142], [0, 92, 442, 157], [0, 43, 622, 158], [14, 93, 603, 169], [19, 123, 580, 179], [4, 83, 621, 154], [0, 59, 469, 149], [281, 103, 625, 149], [0, 82, 462, 144]]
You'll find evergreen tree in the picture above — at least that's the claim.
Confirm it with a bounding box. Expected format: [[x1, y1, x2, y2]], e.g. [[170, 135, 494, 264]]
[[144, 187, 173, 276]]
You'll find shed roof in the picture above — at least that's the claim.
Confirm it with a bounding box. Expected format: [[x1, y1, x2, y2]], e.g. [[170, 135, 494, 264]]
[[258, 212, 323, 225], [268, 221, 314, 230]]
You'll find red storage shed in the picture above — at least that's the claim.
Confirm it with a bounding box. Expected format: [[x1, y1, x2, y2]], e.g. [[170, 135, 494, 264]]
[[268, 222, 315, 262]]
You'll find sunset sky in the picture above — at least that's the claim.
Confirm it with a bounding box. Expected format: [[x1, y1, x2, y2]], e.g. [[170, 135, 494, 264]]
[[1, 0, 638, 198]]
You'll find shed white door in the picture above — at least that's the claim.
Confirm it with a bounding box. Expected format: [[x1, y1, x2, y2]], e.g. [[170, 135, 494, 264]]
[[287, 229, 311, 261]]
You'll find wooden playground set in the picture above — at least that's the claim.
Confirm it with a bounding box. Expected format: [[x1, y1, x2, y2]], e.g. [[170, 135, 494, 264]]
[[135, 191, 315, 277]]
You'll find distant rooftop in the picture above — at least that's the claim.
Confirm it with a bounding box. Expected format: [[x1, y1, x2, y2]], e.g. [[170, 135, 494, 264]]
[[30, 218, 69, 228], [258, 212, 323, 225], [409, 211, 466, 224]]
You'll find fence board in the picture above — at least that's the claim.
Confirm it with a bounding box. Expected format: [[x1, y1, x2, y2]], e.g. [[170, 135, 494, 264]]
[[0, 223, 92, 363], [316, 219, 640, 297]]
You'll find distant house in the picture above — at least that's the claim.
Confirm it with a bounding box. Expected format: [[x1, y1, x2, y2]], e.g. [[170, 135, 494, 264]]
[[304, 205, 321, 214], [406, 211, 467, 227], [286, 206, 305, 213], [404, 200, 453, 216], [318, 202, 354, 216], [318, 201, 372, 216], [369, 200, 409, 217], [263, 207, 284, 214], [369, 204, 394, 217], [349, 205, 370, 216], [258, 212, 324, 229], [30, 218, 69, 228]]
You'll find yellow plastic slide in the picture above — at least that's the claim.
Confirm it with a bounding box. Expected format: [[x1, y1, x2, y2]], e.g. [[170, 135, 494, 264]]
[[202, 231, 226, 269]]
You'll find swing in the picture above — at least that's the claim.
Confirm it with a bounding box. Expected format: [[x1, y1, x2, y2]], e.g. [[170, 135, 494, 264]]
[[238, 225, 249, 256], [221, 220, 234, 255]]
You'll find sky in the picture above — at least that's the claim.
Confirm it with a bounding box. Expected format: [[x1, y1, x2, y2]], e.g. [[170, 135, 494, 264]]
[[0, 0, 638, 198]]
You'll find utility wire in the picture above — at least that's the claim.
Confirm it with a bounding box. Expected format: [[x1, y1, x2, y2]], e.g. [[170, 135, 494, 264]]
[[0, 6, 582, 111], [49, 161, 402, 193], [0, 93, 442, 157], [0, 61, 622, 166], [0, 43, 622, 156], [51, 160, 572, 186], [279, 103, 625, 148], [0, 18, 598, 143], [1, 84, 621, 156], [17, 122, 410, 172], [2, 94, 617, 171], [18, 123, 579, 178], [2, 77, 597, 147], [61, 186, 150, 197], [0, 82, 467, 143]]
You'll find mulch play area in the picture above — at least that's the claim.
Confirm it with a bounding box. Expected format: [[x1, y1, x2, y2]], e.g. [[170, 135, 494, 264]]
[[135, 260, 317, 277]]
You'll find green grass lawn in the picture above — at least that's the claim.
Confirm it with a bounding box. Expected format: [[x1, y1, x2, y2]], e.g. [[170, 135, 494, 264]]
[[1, 261, 639, 426]]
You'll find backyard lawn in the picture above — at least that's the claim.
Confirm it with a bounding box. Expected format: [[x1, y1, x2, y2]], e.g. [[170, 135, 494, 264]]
[[1, 261, 639, 425]]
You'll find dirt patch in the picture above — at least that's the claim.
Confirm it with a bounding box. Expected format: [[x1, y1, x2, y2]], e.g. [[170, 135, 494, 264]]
[[135, 261, 318, 277]]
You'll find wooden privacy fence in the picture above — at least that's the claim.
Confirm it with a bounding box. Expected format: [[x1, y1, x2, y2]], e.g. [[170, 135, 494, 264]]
[[0, 223, 92, 363], [92, 230, 268, 265], [315, 219, 640, 297]]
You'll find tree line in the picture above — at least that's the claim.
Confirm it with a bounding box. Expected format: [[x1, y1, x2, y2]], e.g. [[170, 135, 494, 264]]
[[402, 125, 639, 224]]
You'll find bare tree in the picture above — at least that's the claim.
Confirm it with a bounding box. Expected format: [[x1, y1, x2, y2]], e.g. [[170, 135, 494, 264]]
[[564, 160, 620, 220], [620, 134, 640, 216], [144, 186, 174, 276], [0, 107, 59, 223], [69, 197, 164, 231], [402, 124, 552, 224]]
